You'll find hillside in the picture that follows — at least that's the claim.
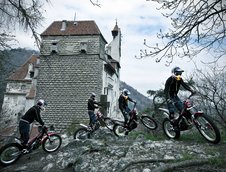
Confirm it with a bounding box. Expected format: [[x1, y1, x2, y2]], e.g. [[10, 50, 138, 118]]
[[1, 129, 226, 172], [120, 81, 152, 112]]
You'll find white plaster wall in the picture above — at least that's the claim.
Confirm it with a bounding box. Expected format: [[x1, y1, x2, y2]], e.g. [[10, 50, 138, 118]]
[[6, 82, 31, 94], [0, 94, 26, 128], [106, 33, 121, 62], [25, 99, 35, 113]]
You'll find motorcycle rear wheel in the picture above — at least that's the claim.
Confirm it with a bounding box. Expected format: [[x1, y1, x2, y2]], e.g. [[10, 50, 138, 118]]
[[113, 124, 128, 137], [194, 114, 221, 144], [74, 128, 91, 140], [162, 118, 180, 139], [0, 143, 22, 166], [140, 115, 158, 130]]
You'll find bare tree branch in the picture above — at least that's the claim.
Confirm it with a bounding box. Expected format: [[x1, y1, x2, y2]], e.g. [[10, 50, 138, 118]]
[[193, 65, 226, 126], [90, 0, 101, 7], [141, 0, 226, 65], [0, 0, 50, 50]]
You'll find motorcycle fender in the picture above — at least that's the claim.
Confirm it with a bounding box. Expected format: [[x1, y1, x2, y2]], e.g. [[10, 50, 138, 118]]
[[41, 132, 58, 143], [14, 137, 23, 145], [79, 123, 88, 128], [158, 108, 169, 117], [194, 111, 203, 117]]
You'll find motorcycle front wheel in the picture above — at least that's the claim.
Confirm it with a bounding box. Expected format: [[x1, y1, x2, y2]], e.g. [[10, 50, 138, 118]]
[[42, 134, 62, 153], [194, 114, 221, 144], [113, 124, 128, 137], [140, 115, 158, 130], [162, 118, 180, 139], [74, 128, 91, 140], [0, 143, 22, 166]]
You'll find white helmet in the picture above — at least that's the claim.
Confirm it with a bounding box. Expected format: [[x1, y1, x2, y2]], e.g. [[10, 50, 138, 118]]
[[123, 89, 130, 96], [90, 92, 96, 99], [37, 99, 47, 111]]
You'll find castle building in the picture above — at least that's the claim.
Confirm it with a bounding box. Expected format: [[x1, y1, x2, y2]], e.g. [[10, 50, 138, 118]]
[[0, 55, 39, 136], [0, 20, 122, 133]]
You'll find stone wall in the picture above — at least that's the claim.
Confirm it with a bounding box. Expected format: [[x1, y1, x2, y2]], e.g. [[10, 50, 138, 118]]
[[36, 53, 103, 132], [36, 32, 107, 132], [40, 36, 102, 56]]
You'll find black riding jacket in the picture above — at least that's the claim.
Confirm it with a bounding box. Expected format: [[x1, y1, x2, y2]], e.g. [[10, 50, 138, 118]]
[[164, 76, 193, 99], [118, 94, 133, 110], [21, 105, 44, 125], [88, 98, 101, 111]]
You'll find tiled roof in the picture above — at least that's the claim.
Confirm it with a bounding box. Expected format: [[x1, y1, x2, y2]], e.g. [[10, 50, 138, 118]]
[[112, 23, 119, 32], [110, 58, 121, 68], [41, 20, 103, 37], [8, 55, 38, 81]]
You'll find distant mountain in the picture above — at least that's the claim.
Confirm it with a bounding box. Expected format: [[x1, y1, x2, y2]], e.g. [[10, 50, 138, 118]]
[[120, 81, 152, 112]]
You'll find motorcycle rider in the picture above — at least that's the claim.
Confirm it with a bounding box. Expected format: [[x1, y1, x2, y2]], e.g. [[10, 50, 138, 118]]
[[19, 99, 47, 149], [164, 67, 195, 126], [118, 89, 136, 127], [88, 93, 101, 129]]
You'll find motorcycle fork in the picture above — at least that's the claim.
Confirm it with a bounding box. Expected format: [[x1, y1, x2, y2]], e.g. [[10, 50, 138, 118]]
[[193, 114, 213, 130], [41, 133, 51, 144]]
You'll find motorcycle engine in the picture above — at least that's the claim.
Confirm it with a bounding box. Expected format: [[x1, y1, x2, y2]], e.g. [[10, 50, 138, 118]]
[[178, 117, 189, 131], [31, 138, 41, 150], [129, 120, 138, 130]]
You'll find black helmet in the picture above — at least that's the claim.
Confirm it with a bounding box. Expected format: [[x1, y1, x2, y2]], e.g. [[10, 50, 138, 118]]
[[123, 89, 130, 96], [172, 67, 184, 75], [172, 67, 184, 81]]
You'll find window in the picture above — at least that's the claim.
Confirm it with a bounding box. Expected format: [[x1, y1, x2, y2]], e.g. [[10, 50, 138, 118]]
[[80, 42, 87, 53], [51, 42, 58, 53]]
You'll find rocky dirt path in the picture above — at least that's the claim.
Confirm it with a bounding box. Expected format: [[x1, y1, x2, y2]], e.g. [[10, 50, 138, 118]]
[[0, 129, 226, 172]]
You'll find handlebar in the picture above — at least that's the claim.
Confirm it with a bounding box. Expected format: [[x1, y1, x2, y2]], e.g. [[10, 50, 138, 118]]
[[38, 125, 55, 133], [132, 101, 137, 109], [188, 91, 196, 99]]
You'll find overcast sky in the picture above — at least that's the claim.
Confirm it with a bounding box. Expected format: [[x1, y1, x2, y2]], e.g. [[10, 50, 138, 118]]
[[14, 0, 223, 96]]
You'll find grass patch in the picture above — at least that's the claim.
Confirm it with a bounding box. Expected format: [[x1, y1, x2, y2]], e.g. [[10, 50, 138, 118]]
[[220, 133, 226, 142], [179, 132, 206, 143], [180, 152, 195, 161], [209, 157, 226, 167], [129, 130, 165, 141], [66, 119, 89, 135]]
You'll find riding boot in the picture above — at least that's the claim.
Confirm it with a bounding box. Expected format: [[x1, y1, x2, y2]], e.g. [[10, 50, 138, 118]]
[[169, 113, 178, 131], [169, 113, 175, 123], [171, 118, 179, 131], [124, 119, 128, 127]]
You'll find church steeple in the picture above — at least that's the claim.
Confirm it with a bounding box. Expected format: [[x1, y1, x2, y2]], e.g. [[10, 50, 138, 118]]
[[112, 20, 119, 38]]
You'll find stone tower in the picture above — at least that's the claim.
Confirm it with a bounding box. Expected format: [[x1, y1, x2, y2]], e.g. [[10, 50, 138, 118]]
[[37, 20, 121, 131]]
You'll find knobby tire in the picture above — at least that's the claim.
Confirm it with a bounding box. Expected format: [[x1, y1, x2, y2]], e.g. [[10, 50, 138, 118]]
[[42, 134, 62, 153], [0, 143, 22, 166], [195, 114, 221, 144]]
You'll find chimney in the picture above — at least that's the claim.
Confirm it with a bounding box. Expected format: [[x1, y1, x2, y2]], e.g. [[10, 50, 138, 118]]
[[74, 12, 77, 25], [60, 20, 67, 31]]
